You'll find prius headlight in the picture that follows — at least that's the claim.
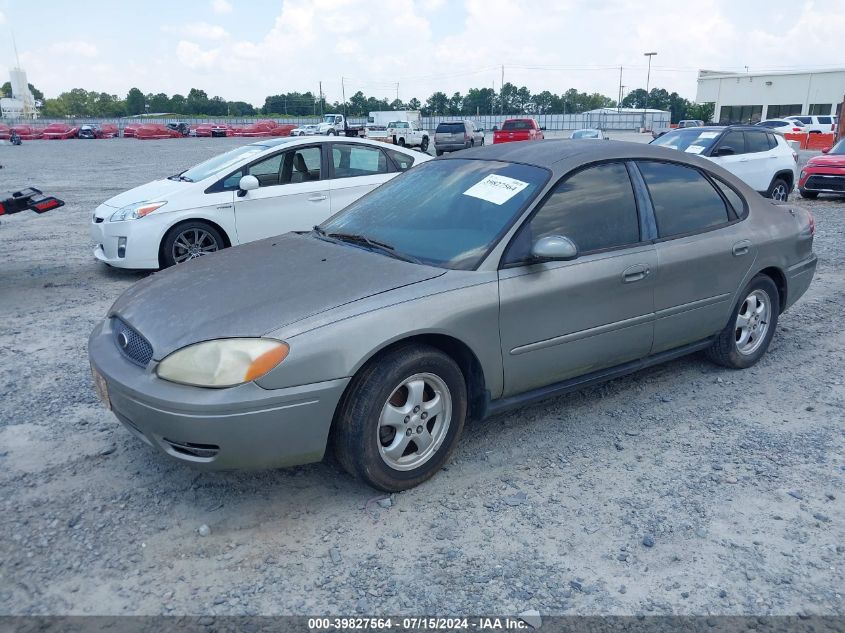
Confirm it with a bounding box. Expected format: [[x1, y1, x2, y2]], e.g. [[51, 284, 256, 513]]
[[156, 338, 289, 388], [109, 201, 167, 222]]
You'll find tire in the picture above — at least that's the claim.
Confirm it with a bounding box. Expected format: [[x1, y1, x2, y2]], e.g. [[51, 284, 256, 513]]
[[767, 177, 790, 202], [420, 136, 429, 152], [706, 274, 780, 369], [470, 140, 475, 148], [398, 137, 406, 147], [480, 137, 485, 146], [327, 130, 336, 136], [160, 221, 225, 268], [799, 188, 818, 199], [331, 344, 467, 491], [435, 149, 443, 156]]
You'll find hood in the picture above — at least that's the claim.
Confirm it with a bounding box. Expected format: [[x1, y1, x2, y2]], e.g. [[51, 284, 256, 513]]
[[109, 233, 446, 359], [807, 154, 845, 168], [97, 179, 192, 211]]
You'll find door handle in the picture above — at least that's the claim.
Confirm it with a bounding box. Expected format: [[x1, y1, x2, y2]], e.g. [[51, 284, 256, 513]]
[[732, 240, 752, 256], [308, 194, 328, 202], [622, 264, 650, 283]]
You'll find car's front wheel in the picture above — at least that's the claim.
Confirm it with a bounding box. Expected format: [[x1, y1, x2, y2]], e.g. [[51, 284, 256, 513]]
[[706, 274, 779, 369], [767, 178, 790, 202], [331, 344, 467, 491], [161, 221, 224, 268]]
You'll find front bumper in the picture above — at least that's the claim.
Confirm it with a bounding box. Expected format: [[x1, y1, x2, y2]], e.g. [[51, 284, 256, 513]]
[[90, 207, 162, 269], [88, 320, 349, 470], [800, 172, 845, 194]]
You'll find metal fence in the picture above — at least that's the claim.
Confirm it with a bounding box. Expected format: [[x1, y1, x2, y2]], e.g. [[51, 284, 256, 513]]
[[2, 111, 669, 133]]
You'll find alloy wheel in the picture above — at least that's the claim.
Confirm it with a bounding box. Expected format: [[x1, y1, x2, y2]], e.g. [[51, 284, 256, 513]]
[[735, 289, 771, 355], [377, 372, 452, 471], [172, 228, 219, 264]]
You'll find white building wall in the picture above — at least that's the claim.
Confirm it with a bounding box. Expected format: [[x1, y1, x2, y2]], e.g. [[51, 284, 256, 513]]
[[696, 69, 845, 123]]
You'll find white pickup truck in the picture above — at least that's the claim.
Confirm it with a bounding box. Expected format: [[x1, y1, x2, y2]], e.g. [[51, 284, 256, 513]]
[[388, 120, 430, 152], [316, 113, 364, 137]]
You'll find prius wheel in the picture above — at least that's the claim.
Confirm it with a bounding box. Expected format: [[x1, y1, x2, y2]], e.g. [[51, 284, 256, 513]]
[[706, 274, 779, 369], [161, 221, 224, 268], [331, 344, 467, 491], [767, 178, 790, 202]]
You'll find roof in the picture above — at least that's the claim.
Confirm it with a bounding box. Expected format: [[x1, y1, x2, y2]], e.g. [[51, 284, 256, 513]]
[[449, 138, 713, 174], [698, 67, 845, 80]]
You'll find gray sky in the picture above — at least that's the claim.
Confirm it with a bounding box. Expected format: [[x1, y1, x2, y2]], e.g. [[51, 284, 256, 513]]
[[1, 0, 843, 105]]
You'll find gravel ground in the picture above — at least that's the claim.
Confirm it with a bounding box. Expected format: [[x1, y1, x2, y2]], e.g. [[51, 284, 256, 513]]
[[0, 137, 843, 617]]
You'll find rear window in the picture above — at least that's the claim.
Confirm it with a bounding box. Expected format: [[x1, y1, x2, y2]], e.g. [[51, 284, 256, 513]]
[[502, 120, 533, 131], [436, 122, 465, 133]]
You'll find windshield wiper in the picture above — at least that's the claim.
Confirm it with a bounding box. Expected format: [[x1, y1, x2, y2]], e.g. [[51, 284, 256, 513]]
[[167, 173, 194, 182], [316, 229, 421, 264]]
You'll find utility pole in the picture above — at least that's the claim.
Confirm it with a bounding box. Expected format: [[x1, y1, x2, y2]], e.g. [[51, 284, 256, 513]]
[[396, 82, 399, 103], [319, 81, 323, 116], [341, 76, 346, 117], [500, 65, 505, 114], [643, 51, 657, 131], [617, 66, 623, 112]]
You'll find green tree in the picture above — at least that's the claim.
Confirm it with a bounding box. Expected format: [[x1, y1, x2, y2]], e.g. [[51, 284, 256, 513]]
[[148, 92, 170, 113], [424, 91, 449, 116], [462, 88, 495, 115], [169, 94, 186, 114], [447, 92, 463, 115], [621, 88, 648, 109], [389, 99, 404, 110], [186, 88, 210, 115], [533, 90, 555, 114], [667, 92, 690, 123], [687, 102, 715, 123], [407, 97, 421, 111], [40, 98, 67, 117], [126, 87, 145, 115]]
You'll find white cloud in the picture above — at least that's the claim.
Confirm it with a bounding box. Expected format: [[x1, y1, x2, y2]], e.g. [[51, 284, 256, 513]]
[[176, 41, 221, 70], [46, 41, 99, 58], [211, 0, 233, 14], [184, 22, 230, 40], [0, 11, 7, 25]]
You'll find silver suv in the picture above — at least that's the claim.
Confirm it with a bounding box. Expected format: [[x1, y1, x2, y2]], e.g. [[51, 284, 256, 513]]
[[434, 120, 484, 155]]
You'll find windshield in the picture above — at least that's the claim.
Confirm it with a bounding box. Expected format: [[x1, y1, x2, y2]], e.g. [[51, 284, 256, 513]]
[[180, 144, 268, 182], [829, 138, 845, 155], [572, 129, 599, 139], [323, 115, 339, 124], [318, 159, 548, 270], [651, 128, 722, 154]]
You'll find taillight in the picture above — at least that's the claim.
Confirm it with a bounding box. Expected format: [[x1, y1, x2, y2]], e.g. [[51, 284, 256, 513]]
[[792, 127, 802, 132], [0, 202, 5, 215], [464, 133, 469, 141], [807, 211, 815, 236]]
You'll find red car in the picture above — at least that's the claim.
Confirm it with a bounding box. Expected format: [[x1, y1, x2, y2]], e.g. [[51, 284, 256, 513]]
[[799, 138, 845, 198], [42, 123, 80, 139], [0, 123, 10, 140], [493, 118, 544, 144], [11, 124, 43, 140], [193, 123, 233, 137], [134, 124, 183, 139]]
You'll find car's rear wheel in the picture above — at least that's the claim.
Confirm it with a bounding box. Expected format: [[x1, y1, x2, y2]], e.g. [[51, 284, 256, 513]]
[[706, 274, 779, 369], [435, 149, 443, 156], [161, 221, 224, 268], [420, 136, 429, 152], [799, 188, 818, 199], [331, 344, 467, 491], [398, 138, 406, 147], [767, 178, 790, 202]]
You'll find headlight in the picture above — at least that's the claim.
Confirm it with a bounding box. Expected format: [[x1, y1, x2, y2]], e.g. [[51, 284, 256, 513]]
[[800, 170, 807, 180], [109, 201, 167, 222], [156, 338, 289, 388]]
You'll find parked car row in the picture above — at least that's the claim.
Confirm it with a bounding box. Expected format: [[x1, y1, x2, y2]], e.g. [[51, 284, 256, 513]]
[[87, 134, 817, 491]]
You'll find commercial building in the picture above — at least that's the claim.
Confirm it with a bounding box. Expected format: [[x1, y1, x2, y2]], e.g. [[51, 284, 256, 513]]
[[696, 68, 845, 124]]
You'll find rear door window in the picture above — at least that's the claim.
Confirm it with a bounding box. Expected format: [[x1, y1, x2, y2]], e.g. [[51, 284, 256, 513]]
[[637, 161, 730, 238], [818, 117, 832, 125], [744, 131, 771, 153], [332, 144, 390, 179]]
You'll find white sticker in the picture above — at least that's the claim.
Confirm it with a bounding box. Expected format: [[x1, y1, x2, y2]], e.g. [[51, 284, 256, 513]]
[[463, 174, 530, 205], [699, 131, 719, 138], [685, 145, 705, 154]]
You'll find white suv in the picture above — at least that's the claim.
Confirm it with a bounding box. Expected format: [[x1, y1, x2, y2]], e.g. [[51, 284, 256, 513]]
[[786, 115, 837, 134], [650, 125, 799, 201]]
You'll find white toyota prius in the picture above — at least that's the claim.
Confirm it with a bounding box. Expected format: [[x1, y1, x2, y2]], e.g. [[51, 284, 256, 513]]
[[91, 136, 430, 269]]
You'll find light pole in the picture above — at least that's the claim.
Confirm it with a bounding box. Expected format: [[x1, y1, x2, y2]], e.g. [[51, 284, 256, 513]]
[[643, 51, 657, 130]]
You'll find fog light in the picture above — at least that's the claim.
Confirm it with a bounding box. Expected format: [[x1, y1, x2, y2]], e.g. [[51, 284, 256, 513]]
[[117, 237, 127, 258]]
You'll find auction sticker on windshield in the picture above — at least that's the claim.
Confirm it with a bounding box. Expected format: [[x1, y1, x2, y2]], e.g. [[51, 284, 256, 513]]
[[463, 174, 529, 205], [685, 145, 705, 154]]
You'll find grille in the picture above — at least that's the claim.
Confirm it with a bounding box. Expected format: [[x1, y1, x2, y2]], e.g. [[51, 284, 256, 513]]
[[806, 175, 845, 192], [112, 318, 154, 367]]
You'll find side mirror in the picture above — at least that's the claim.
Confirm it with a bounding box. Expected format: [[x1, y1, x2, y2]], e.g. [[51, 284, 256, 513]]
[[822, 146, 831, 154], [540, 126, 547, 131], [478, 127, 484, 133], [238, 175, 259, 197], [531, 235, 578, 261], [715, 146, 735, 156]]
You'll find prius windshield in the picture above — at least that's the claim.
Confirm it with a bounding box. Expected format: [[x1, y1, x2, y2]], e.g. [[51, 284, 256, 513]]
[[179, 144, 268, 182], [318, 159, 548, 270]]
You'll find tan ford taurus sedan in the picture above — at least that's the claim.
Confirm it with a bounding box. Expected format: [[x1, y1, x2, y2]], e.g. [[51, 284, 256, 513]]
[[89, 140, 817, 491]]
